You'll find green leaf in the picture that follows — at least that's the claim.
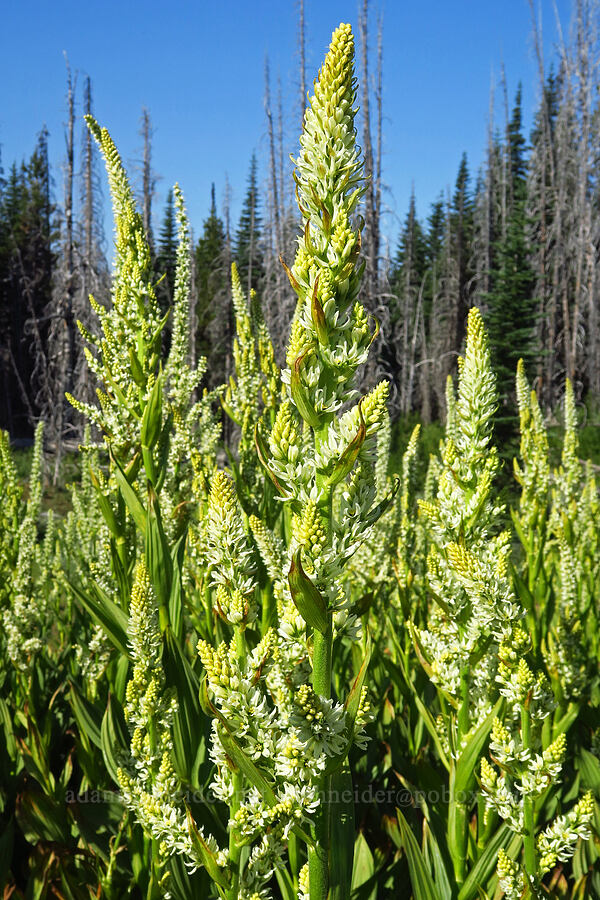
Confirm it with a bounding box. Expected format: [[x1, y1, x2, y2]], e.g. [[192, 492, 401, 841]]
[[396, 809, 440, 900], [145, 485, 172, 621], [290, 346, 321, 430], [454, 700, 501, 799], [351, 832, 376, 899], [0, 697, 16, 761], [325, 400, 366, 489], [163, 630, 204, 784], [217, 723, 277, 806], [362, 476, 400, 530], [275, 867, 297, 900], [199, 679, 276, 804], [68, 681, 103, 749], [310, 275, 329, 346], [168, 533, 187, 643], [186, 805, 230, 890], [578, 747, 600, 795], [89, 466, 122, 537], [111, 450, 147, 535], [345, 630, 371, 732], [201, 681, 312, 848], [69, 579, 129, 658], [16, 791, 70, 844], [100, 694, 129, 786], [329, 766, 355, 900], [423, 821, 452, 900], [254, 422, 292, 499], [553, 702, 580, 741], [458, 825, 521, 900], [324, 633, 372, 776], [141, 372, 163, 450], [288, 547, 328, 634]]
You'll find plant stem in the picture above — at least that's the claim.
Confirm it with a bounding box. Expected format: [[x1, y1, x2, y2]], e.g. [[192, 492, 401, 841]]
[[521, 705, 538, 884], [449, 666, 470, 885], [227, 625, 247, 899], [309, 613, 333, 900]]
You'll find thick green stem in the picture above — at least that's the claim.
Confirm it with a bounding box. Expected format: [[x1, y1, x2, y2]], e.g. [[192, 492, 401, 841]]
[[309, 614, 333, 900], [449, 668, 471, 885], [226, 625, 247, 899], [521, 706, 538, 885], [261, 584, 276, 634]]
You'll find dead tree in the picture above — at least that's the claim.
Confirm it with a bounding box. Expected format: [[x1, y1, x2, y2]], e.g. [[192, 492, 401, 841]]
[[46, 57, 77, 480], [298, 0, 307, 132], [358, 0, 380, 308], [139, 107, 157, 253], [74, 76, 109, 413]]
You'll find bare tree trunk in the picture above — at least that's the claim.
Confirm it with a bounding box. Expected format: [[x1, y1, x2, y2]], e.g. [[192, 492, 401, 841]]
[[472, 84, 495, 308], [375, 14, 383, 254], [358, 0, 379, 309], [55, 58, 76, 480], [298, 0, 306, 131], [45, 58, 77, 481], [528, 0, 555, 404], [264, 57, 282, 257], [140, 107, 156, 253]]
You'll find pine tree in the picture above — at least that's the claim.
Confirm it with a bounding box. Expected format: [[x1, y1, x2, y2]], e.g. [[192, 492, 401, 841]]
[[390, 190, 428, 414], [195, 184, 228, 385], [156, 188, 177, 314], [528, 69, 561, 407], [450, 153, 474, 352], [235, 153, 264, 296], [0, 132, 56, 435], [485, 86, 537, 439]]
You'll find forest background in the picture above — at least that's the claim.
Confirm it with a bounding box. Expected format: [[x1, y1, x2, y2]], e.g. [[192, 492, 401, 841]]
[[1, 0, 599, 474]]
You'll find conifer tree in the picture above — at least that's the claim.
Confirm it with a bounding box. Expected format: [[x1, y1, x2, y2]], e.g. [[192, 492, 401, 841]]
[[0, 132, 56, 435], [450, 153, 474, 352], [485, 86, 537, 437], [235, 153, 264, 296], [156, 188, 177, 314], [390, 190, 427, 414], [195, 183, 228, 385]]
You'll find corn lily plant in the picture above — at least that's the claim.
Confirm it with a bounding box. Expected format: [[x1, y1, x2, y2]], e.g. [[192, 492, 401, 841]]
[[0, 17, 598, 900]]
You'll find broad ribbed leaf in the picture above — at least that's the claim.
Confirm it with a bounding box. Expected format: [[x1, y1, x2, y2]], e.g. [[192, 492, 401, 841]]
[[186, 806, 230, 890], [458, 825, 521, 900], [69, 580, 129, 658], [111, 451, 147, 535], [68, 680, 103, 749], [288, 547, 328, 634], [163, 629, 204, 784], [396, 810, 439, 900], [100, 695, 129, 786], [351, 831, 376, 899], [329, 766, 355, 900]]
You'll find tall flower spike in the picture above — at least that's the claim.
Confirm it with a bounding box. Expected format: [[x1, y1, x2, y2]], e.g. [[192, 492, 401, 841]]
[[456, 308, 498, 457], [286, 23, 371, 421], [67, 117, 164, 460]]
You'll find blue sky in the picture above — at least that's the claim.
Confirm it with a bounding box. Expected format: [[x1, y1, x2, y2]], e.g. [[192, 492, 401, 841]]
[[0, 0, 572, 253]]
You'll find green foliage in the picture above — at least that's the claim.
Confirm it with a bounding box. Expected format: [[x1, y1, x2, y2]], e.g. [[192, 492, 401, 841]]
[[195, 183, 228, 383], [235, 152, 264, 297], [0, 22, 599, 900], [485, 87, 538, 440]]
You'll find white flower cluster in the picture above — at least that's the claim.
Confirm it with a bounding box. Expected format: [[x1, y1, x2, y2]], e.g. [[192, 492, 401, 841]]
[[199, 631, 329, 896], [497, 849, 527, 900], [204, 470, 258, 624], [119, 560, 227, 882], [66, 119, 165, 457], [536, 794, 595, 876], [3, 423, 50, 670], [417, 310, 523, 740]]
